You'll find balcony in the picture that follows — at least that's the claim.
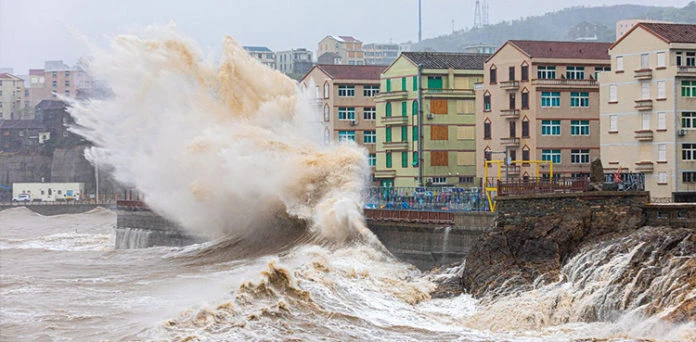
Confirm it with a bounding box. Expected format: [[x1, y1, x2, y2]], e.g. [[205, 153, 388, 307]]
[[422, 88, 475, 99], [500, 109, 520, 119], [376, 90, 408, 101], [383, 141, 409, 151], [374, 169, 396, 178], [500, 137, 520, 147], [634, 161, 654, 173], [382, 115, 409, 125], [634, 130, 654, 141], [503, 165, 521, 175], [634, 99, 653, 111], [499, 80, 519, 90], [633, 69, 652, 80], [677, 66, 696, 76], [531, 78, 598, 88]]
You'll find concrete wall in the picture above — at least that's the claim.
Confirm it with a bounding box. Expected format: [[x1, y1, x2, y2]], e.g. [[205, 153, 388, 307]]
[[0, 203, 103, 215], [116, 208, 203, 248]]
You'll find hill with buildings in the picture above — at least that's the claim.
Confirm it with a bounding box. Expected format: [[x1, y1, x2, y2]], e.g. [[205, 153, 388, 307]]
[[415, 1, 696, 52]]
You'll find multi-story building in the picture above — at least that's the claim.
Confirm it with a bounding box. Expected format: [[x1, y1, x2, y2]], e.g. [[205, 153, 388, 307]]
[[363, 43, 400, 66], [600, 23, 696, 202], [243, 46, 276, 68], [25, 60, 93, 108], [317, 36, 364, 65], [0, 73, 27, 120], [300, 64, 386, 179], [275, 48, 313, 78], [374, 52, 488, 187], [0, 119, 46, 152], [477, 40, 611, 182], [616, 19, 671, 40]]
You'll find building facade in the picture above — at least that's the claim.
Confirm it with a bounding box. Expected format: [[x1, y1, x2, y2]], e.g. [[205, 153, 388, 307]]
[[275, 48, 313, 78], [0, 73, 27, 120], [363, 43, 400, 66], [477, 40, 611, 183], [243, 46, 276, 68], [317, 36, 364, 65], [375, 52, 488, 188], [300, 64, 386, 180], [600, 23, 696, 201], [25, 60, 93, 109]]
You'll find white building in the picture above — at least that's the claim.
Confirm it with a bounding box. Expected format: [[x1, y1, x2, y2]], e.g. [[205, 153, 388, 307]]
[[13, 182, 85, 202]]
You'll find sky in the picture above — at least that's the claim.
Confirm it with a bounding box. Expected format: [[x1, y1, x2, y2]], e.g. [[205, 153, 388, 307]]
[[0, 0, 693, 74]]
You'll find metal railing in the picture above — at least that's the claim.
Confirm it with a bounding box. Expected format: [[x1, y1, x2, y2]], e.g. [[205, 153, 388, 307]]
[[363, 186, 488, 212], [494, 177, 588, 196]]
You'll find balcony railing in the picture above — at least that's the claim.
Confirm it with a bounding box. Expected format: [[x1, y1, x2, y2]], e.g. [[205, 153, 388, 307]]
[[634, 99, 653, 111], [677, 66, 696, 75], [634, 161, 654, 173], [374, 169, 396, 178], [634, 130, 654, 141], [500, 137, 520, 147], [531, 78, 598, 87], [383, 141, 409, 150], [422, 88, 475, 98], [499, 80, 519, 90], [376, 90, 408, 101], [382, 115, 409, 125], [500, 109, 520, 119], [634, 69, 652, 79]]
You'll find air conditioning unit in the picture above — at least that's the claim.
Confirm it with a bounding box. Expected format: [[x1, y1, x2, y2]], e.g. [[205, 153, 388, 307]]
[[350, 120, 358, 126], [678, 129, 687, 137], [426, 113, 434, 120]]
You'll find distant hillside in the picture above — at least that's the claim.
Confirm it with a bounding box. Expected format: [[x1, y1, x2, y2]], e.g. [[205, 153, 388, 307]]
[[415, 1, 696, 52]]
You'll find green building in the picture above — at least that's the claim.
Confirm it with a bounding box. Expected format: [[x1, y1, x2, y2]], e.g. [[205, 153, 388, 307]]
[[374, 52, 488, 187]]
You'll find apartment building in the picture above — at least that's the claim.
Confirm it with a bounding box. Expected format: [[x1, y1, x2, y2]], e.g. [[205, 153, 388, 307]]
[[25, 60, 93, 108], [599, 23, 696, 201], [476, 40, 611, 182], [300, 64, 386, 179], [275, 48, 313, 78], [363, 43, 400, 66], [0, 73, 27, 120], [374, 52, 488, 187], [317, 36, 364, 65], [243, 46, 276, 68]]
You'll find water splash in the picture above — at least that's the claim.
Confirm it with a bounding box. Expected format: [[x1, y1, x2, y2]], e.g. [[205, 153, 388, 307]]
[[68, 26, 371, 245]]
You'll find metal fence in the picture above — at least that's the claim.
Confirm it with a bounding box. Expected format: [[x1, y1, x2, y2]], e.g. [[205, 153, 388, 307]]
[[604, 173, 645, 191], [363, 186, 488, 212]]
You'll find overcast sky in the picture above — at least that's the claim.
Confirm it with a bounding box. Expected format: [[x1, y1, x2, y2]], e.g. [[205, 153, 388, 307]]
[[0, 0, 692, 73]]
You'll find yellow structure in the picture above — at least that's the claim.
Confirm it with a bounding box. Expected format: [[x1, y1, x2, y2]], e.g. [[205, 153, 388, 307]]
[[374, 52, 488, 187]]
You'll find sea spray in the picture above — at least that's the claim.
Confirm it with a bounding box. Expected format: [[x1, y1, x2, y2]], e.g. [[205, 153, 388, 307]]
[[68, 26, 371, 245]]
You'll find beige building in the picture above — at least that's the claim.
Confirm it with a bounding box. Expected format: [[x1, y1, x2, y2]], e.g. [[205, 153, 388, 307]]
[[0, 73, 27, 120], [375, 52, 488, 188], [26, 60, 93, 108], [317, 36, 364, 65], [477, 40, 611, 182], [600, 23, 696, 201], [243, 46, 276, 69], [300, 64, 386, 180], [616, 19, 671, 40]]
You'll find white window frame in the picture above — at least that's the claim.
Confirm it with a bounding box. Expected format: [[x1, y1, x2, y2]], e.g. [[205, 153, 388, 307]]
[[363, 85, 379, 97], [541, 120, 561, 136], [337, 130, 356, 142], [616, 56, 624, 71], [658, 172, 667, 184], [541, 92, 561, 108], [368, 153, 376, 166], [657, 81, 666, 99], [363, 130, 376, 144], [570, 149, 590, 164], [641, 81, 650, 100], [338, 85, 355, 97], [541, 149, 561, 164], [658, 144, 667, 162], [683, 143, 696, 160], [683, 112, 696, 129], [338, 107, 355, 120], [323, 83, 329, 99], [324, 105, 330, 122], [431, 177, 447, 184], [537, 66, 556, 79], [610, 115, 618, 132], [566, 66, 585, 80], [609, 85, 617, 102], [657, 52, 665, 68], [363, 107, 376, 120], [641, 53, 649, 69], [658, 112, 666, 130], [570, 120, 590, 136], [570, 92, 589, 107], [642, 113, 651, 130]]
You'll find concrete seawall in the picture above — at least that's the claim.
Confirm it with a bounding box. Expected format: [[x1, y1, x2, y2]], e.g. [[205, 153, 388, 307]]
[[0, 203, 105, 215]]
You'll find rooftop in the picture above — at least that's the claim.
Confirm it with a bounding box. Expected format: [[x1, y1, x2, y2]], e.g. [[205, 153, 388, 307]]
[[507, 40, 611, 60], [401, 52, 490, 70], [638, 22, 696, 44], [243, 46, 273, 52], [314, 64, 386, 80]]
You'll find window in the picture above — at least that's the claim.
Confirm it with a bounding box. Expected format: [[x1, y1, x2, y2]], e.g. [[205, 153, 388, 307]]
[[641, 81, 650, 99], [427, 76, 443, 89], [413, 126, 418, 141], [541, 92, 560, 107], [484, 93, 491, 111], [542, 149, 561, 164], [658, 172, 668, 184], [412, 101, 418, 116], [52, 81, 57, 87], [52, 71, 57, 77], [25, 101, 30, 108], [413, 152, 419, 166], [432, 177, 447, 184], [338, 130, 355, 142], [571, 120, 590, 135], [338, 85, 355, 97], [401, 101, 407, 116], [368, 154, 376, 167], [566, 66, 585, 80], [594, 66, 610, 79], [682, 81, 696, 97], [641, 54, 649, 69], [413, 76, 418, 91], [338, 107, 355, 120], [658, 112, 666, 130], [401, 77, 407, 91], [521, 91, 529, 109], [522, 120, 529, 137], [522, 149, 530, 161], [642, 113, 651, 130], [508, 66, 515, 81], [616, 56, 624, 71], [65, 80, 70, 87], [324, 83, 329, 98], [686, 52, 696, 66], [459, 176, 474, 183], [484, 121, 491, 139], [490, 67, 497, 84], [542, 120, 561, 136], [683, 112, 696, 128], [65, 90, 70, 97], [683, 172, 696, 183], [386, 152, 392, 168], [683, 144, 696, 160], [508, 93, 516, 110], [401, 126, 408, 140], [386, 79, 391, 92], [610, 115, 618, 132], [537, 66, 556, 79], [657, 52, 665, 68], [363, 85, 379, 97], [321, 105, 329, 122], [609, 85, 618, 102], [657, 81, 666, 99], [401, 152, 408, 168], [570, 92, 589, 107], [363, 107, 376, 120], [521, 65, 529, 81], [658, 144, 667, 162], [385, 103, 391, 117], [386, 127, 392, 142], [364, 130, 376, 144], [571, 149, 590, 164]]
